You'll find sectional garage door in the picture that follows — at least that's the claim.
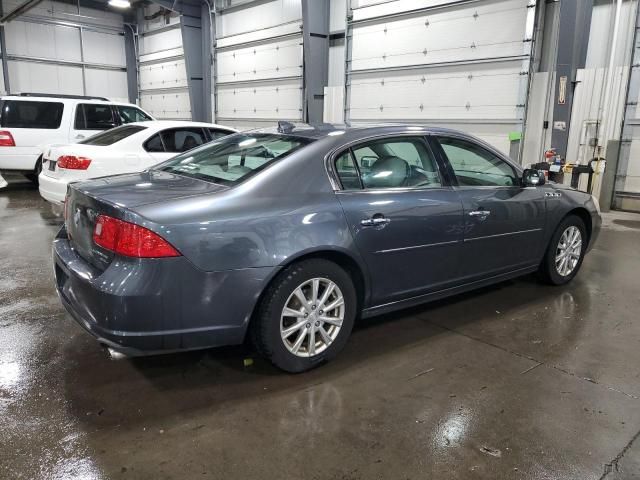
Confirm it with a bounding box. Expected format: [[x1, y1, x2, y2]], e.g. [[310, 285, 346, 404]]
[[345, 0, 537, 156], [215, 22, 304, 130], [138, 8, 191, 120]]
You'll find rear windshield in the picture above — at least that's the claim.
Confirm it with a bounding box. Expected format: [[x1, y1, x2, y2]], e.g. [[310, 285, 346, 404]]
[[80, 125, 147, 146], [0, 100, 64, 129], [156, 133, 311, 186]]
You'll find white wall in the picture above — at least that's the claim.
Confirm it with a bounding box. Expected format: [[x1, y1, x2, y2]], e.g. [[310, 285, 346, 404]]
[[0, 0, 128, 102]]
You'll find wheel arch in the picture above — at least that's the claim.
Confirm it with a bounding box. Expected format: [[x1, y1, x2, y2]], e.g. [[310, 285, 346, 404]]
[[565, 207, 592, 242], [244, 247, 370, 341]]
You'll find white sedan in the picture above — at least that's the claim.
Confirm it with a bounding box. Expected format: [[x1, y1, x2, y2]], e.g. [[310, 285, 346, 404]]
[[38, 120, 237, 204]]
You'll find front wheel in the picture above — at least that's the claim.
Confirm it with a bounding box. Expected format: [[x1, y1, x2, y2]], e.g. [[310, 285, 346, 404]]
[[539, 215, 587, 285], [251, 259, 357, 373]]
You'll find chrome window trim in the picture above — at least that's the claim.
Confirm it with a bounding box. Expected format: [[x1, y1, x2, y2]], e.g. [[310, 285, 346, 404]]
[[324, 129, 523, 192]]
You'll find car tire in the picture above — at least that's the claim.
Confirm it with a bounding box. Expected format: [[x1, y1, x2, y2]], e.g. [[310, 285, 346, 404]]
[[251, 259, 357, 373], [26, 156, 43, 185], [538, 214, 587, 285]]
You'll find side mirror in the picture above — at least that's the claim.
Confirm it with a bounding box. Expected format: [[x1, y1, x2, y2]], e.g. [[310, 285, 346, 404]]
[[522, 168, 545, 187]]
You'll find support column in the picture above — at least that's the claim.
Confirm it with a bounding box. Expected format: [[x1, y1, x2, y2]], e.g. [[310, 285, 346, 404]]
[[301, 0, 330, 124], [550, 0, 594, 159], [124, 24, 139, 104], [181, 13, 205, 122], [0, 2, 11, 94]]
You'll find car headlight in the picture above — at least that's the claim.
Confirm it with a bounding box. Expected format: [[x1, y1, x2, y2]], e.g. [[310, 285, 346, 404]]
[[591, 194, 601, 214]]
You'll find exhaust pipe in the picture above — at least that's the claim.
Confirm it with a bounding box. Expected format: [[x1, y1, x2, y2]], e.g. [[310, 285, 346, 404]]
[[105, 347, 127, 360]]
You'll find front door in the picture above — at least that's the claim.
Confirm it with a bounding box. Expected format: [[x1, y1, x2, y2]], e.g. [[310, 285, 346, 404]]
[[431, 136, 546, 281], [333, 136, 464, 305]]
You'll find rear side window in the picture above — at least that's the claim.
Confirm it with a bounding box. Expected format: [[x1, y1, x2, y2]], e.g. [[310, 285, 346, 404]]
[[0, 100, 63, 129], [80, 125, 147, 146], [336, 137, 441, 190], [160, 128, 207, 153], [117, 105, 152, 124], [75, 104, 116, 130], [144, 134, 165, 152]]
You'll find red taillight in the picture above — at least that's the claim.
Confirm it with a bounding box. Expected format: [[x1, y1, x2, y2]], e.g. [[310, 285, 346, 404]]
[[57, 155, 92, 170], [93, 215, 180, 258], [0, 131, 15, 147]]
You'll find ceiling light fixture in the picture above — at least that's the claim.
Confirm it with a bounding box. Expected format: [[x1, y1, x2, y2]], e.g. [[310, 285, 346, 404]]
[[108, 0, 131, 8]]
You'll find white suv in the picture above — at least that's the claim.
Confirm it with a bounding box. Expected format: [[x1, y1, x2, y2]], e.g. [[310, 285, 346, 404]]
[[0, 93, 154, 183]]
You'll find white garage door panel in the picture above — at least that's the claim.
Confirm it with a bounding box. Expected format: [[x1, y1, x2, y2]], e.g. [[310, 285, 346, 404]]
[[83, 31, 126, 67], [5, 21, 82, 62], [349, 61, 524, 121], [217, 80, 302, 120], [85, 69, 128, 103], [215, 0, 301, 37], [8, 60, 83, 94], [141, 27, 183, 55], [351, 0, 530, 71], [217, 37, 303, 84], [140, 91, 191, 120], [139, 59, 189, 91]]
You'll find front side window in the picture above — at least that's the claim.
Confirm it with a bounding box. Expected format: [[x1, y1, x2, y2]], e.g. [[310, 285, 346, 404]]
[[161, 128, 206, 153], [117, 105, 152, 124], [437, 137, 518, 187], [75, 104, 116, 130], [335, 137, 441, 190], [157, 133, 311, 186], [0, 100, 63, 129], [80, 125, 147, 146]]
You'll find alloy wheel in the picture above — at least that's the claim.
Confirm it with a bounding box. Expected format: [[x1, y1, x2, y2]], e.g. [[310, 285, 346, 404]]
[[280, 278, 345, 357], [555, 226, 582, 277]]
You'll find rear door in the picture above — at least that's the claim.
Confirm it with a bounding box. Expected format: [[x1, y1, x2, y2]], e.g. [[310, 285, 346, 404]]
[[333, 135, 464, 305], [70, 103, 117, 142], [431, 135, 546, 280], [0, 99, 65, 170]]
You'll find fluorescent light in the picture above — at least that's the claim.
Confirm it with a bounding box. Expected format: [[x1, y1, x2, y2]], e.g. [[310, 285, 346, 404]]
[[108, 0, 130, 8], [327, 130, 345, 136]]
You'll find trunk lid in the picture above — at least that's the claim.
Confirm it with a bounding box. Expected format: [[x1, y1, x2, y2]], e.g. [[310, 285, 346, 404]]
[[73, 170, 228, 208], [65, 171, 228, 269], [41, 144, 106, 180]]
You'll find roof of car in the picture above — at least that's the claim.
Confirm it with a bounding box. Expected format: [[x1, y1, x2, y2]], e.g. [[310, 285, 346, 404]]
[[247, 123, 470, 140], [128, 120, 237, 131]]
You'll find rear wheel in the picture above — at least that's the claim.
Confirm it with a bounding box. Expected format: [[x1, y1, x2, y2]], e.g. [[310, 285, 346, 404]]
[[539, 215, 587, 285], [251, 259, 357, 373], [25, 156, 43, 185]]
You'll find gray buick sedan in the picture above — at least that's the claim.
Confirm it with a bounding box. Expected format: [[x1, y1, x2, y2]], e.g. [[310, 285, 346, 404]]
[[54, 124, 601, 372]]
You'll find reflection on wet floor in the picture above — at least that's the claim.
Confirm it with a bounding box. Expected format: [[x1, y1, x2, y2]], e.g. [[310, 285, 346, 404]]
[[1, 176, 640, 479]]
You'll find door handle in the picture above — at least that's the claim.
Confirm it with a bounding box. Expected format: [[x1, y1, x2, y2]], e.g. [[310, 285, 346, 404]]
[[469, 210, 491, 217], [361, 216, 390, 227], [75, 134, 85, 140]]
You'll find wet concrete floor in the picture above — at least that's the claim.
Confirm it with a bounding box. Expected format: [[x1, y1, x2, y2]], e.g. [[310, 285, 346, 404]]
[[1, 175, 639, 479]]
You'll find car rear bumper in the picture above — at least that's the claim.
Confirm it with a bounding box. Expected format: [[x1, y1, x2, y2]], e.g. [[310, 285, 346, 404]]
[[53, 226, 277, 355], [39, 172, 67, 204]]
